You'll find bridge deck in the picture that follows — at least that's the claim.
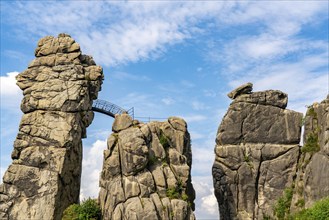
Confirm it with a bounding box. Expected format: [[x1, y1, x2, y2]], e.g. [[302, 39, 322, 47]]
[[92, 99, 134, 119]]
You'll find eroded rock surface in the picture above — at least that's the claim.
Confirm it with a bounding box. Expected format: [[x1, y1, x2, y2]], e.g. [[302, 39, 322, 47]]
[[213, 84, 303, 220], [291, 96, 329, 212], [0, 34, 103, 220], [99, 115, 195, 220]]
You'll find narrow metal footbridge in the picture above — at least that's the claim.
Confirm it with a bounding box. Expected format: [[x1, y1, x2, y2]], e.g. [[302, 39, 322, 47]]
[[92, 99, 134, 119]]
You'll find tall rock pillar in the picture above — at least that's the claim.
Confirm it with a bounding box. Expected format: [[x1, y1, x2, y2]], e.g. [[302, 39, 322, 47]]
[[99, 115, 196, 220], [291, 96, 329, 211], [0, 34, 103, 220], [212, 83, 303, 219]]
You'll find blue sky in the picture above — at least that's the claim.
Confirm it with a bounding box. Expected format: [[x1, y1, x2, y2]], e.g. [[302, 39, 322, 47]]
[[0, 1, 328, 219]]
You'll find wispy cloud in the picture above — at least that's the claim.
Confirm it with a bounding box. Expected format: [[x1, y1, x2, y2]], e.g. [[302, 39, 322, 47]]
[[181, 80, 195, 88], [161, 97, 175, 105], [180, 114, 207, 123], [191, 101, 209, 111], [2, 1, 223, 66], [3, 50, 28, 61], [111, 71, 151, 81]]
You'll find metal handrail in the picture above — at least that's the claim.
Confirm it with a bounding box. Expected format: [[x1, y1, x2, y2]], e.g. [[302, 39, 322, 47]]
[[92, 99, 134, 119]]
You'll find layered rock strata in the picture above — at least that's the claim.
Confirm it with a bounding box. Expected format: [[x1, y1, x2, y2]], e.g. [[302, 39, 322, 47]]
[[291, 96, 329, 212], [99, 114, 195, 220], [0, 34, 103, 220], [212, 83, 303, 219]]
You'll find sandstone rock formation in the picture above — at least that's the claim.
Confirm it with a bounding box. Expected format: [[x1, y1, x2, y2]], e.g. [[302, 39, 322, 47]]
[[212, 83, 303, 219], [99, 114, 195, 220], [291, 96, 329, 212], [0, 34, 103, 220]]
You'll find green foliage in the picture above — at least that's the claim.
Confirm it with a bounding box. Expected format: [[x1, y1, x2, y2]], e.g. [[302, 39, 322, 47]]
[[306, 106, 317, 118], [295, 199, 305, 208], [148, 155, 159, 166], [166, 180, 184, 200], [166, 187, 180, 200], [161, 158, 168, 167], [274, 188, 293, 220], [62, 204, 80, 220], [290, 197, 329, 220], [263, 215, 271, 220], [301, 132, 320, 153], [159, 130, 170, 148], [244, 155, 250, 163], [62, 198, 101, 220], [182, 193, 189, 201]]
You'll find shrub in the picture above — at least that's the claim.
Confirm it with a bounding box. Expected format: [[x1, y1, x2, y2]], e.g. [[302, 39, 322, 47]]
[[166, 187, 180, 199], [291, 197, 329, 220], [62, 204, 80, 220], [62, 198, 101, 220], [301, 132, 320, 153], [159, 130, 170, 148], [148, 155, 159, 166], [274, 188, 293, 220], [166, 180, 184, 200], [306, 106, 317, 118]]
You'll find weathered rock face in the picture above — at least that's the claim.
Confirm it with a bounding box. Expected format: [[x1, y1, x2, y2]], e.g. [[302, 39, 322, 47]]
[[291, 96, 329, 212], [99, 114, 195, 220], [213, 83, 303, 220], [0, 34, 103, 220]]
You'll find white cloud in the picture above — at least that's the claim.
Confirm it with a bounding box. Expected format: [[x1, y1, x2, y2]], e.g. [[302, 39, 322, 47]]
[[192, 145, 216, 176], [1, 72, 20, 96], [228, 52, 328, 113], [0, 166, 7, 184], [80, 139, 107, 200], [201, 190, 218, 217], [3, 1, 327, 70], [0, 72, 22, 110], [1, 1, 230, 66], [192, 176, 219, 219]]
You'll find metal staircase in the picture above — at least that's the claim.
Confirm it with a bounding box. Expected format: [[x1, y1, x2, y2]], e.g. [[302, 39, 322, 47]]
[[92, 99, 134, 119]]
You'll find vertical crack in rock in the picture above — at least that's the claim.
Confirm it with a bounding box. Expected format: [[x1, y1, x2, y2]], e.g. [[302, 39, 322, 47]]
[[213, 83, 303, 220], [99, 114, 196, 220], [253, 149, 263, 219], [0, 34, 103, 220]]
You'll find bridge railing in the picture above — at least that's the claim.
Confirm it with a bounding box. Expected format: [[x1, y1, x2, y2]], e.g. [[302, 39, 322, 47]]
[[92, 99, 134, 119]]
